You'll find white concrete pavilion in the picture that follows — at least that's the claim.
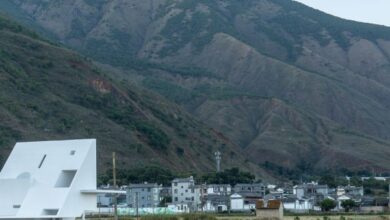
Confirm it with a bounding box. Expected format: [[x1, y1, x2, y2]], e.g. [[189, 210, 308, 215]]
[[0, 139, 98, 220]]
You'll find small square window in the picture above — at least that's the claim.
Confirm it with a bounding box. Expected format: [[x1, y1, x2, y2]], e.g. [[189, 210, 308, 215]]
[[70, 150, 76, 155]]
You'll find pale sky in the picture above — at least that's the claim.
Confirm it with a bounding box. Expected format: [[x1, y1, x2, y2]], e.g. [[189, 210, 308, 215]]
[[294, 0, 390, 27]]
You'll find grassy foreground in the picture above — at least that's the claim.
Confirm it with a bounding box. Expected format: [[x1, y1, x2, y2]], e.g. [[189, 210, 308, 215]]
[[283, 215, 390, 220], [86, 213, 390, 220]]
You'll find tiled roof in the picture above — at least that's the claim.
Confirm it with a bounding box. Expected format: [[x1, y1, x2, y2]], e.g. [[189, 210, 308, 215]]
[[256, 200, 282, 209], [128, 183, 160, 188]]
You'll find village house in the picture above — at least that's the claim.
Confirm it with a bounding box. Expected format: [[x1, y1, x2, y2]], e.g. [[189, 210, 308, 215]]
[[200, 184, 231, 212], [170, 176, 201, 212], [294, 182, 328, 200], [231, 183, 266, 210], [205, 184, 232, 195], [229, 193, 257, 211], [230, 193, 245, 211], [234, 183, 266, 197], [283, 196, 314, 213], [336, 185, 364, 197], [202, 194, 230, 212], [256, 199, 283, 220], [126, 183, 163, 208]]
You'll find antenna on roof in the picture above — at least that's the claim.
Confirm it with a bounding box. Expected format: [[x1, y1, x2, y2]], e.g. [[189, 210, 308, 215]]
[[214, 151, 221, 172]]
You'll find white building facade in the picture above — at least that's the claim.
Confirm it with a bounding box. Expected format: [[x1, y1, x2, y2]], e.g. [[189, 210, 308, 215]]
[[171, 176, 201, 212], [0, 139, 97, 220]]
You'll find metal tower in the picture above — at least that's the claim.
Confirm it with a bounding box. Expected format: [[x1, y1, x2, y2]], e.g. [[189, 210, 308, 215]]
[[214, 151, 221, 172]]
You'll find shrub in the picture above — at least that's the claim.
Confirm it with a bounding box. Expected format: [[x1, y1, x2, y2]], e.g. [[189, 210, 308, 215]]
[[320, 199, 336, 212], [341, 199, 356, 212], [182, 213, 217, 220], [141, 215, 179, 220], [176, 147, 185, 156]]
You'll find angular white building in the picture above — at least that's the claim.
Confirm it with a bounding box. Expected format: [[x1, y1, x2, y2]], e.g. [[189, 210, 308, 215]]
[[0, 139, 97, 219]]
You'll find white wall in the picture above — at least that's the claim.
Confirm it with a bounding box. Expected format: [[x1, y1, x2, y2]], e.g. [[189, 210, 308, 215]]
[[230, 195, 244, 211], [0, 139, 97, 219]]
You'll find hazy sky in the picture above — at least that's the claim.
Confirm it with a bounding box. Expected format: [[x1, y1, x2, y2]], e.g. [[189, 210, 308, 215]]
[[294, 0, 390, 27]]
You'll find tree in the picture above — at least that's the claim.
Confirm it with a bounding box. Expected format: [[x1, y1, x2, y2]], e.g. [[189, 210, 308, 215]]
[[200, 168, 255, 185], [319, 175, 337, 188], [320, 198, 337, 212], [341, 199, 356, 212]]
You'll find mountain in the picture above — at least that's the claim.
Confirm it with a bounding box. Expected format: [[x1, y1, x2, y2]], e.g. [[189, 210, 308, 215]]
[[0, 14, 264, 176], [1, 0, 390, 175]]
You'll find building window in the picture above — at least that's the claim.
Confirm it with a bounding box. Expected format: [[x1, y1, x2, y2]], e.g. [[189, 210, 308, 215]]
[[148, 188, 151, 192], [174, 183, 178, 186], [174, 189, 178, 193], [185, 190, 188, 193], [70, 150, 76, 155], [38, 154, 47, 168], [174, 197, 178, 202], [55, 170, 77, 188], [42, 209, 59, 216]]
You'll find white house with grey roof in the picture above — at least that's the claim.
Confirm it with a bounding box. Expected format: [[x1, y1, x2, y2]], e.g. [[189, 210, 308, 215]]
[[171, 176, 201, 212], [0, 139, 97, 220], [294, 183, 328, 199]]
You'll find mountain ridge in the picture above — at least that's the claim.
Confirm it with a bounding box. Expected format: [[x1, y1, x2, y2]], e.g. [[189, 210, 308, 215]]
[[1, 0, 390, 175]]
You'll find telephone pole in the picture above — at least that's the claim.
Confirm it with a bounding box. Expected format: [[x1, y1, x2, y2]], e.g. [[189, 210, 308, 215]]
[[136, 192, 139, 220], [113, 152, 118, 220]]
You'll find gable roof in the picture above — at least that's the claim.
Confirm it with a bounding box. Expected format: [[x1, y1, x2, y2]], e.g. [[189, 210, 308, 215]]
[[256, 199, 282, 209]]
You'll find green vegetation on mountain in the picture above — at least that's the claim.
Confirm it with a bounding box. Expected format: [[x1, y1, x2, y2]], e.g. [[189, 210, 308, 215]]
[[2, 0, 390, 177], [0, 14, 262, 175]]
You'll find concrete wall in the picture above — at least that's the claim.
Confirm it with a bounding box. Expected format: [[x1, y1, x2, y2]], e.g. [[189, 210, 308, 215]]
[[256, 207, 283, 220], [360, 206, 387, 213]]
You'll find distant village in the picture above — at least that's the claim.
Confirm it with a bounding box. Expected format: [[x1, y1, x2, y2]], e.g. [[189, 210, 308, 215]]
[[98, 175, 390, 217], [96, 151, 390, 217], [0, 139, 389, 220]]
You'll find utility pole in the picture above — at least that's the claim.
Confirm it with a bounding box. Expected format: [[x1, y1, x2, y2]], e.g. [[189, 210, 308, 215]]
[[136, 192, 139, 220], [113, 152, 118, 220]]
